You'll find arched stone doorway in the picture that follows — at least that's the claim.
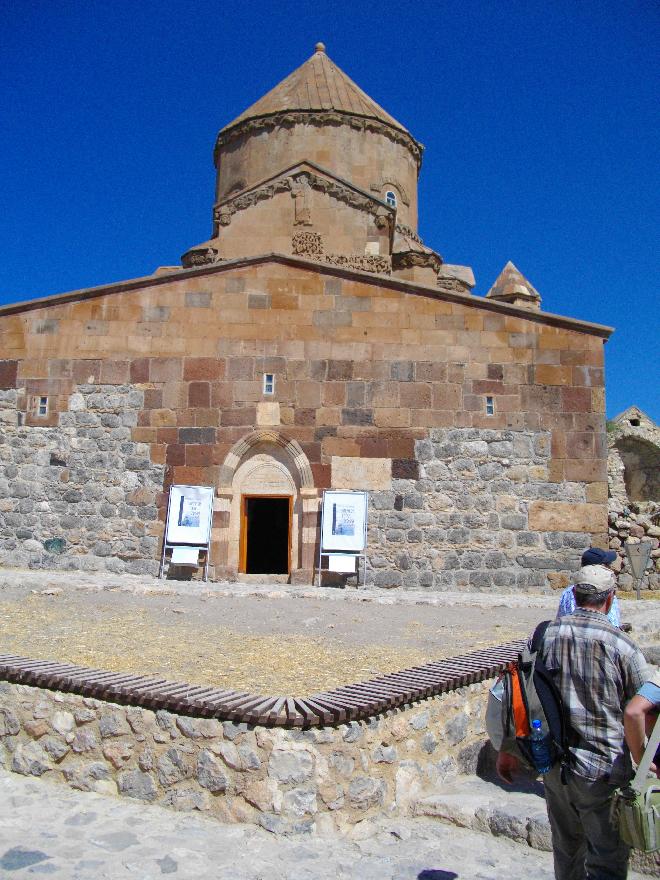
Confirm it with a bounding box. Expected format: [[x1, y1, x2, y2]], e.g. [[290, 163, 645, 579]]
[[216, 431, 318, 580]]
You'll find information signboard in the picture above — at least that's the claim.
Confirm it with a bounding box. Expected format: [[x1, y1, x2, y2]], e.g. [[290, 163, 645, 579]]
[[317, 490, 368, 586], [625, 541, 653, 600], [165, 485, 214, 546], [320, 491, 368, 552], [159, 485, 214, 581]]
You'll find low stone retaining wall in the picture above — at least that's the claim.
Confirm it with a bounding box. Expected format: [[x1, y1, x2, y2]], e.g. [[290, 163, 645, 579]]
[[0, 678, 491, 833]]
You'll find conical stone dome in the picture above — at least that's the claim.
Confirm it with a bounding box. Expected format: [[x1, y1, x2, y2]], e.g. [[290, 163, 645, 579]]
[[486, 261, 541, 310], [213, 43, 423, 231], [221, 42, 413, 140]]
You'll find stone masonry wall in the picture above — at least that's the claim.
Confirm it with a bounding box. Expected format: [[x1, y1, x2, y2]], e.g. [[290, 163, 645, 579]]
[[0, 386, 164, 574], [0, 260, 610, 583], [367, 428, 594, 590], [0, 679, 489, 833]]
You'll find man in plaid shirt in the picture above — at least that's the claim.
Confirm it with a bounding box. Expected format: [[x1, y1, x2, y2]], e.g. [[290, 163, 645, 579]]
[[498, 564, 648, 879]]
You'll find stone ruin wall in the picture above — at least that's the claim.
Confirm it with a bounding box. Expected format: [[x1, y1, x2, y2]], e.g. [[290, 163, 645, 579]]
[[0, 679, 489, 834], [606, 419, 660, 590]]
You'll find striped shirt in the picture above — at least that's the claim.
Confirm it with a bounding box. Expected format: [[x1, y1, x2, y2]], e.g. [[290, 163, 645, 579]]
[[540, 609, 648, 785]]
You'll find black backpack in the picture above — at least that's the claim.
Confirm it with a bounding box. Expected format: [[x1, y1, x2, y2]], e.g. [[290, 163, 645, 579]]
[[499, 620, 573, 778]]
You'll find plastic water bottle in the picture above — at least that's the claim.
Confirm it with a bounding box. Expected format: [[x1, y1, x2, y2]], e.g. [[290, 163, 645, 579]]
[[530, 719, 552, 774]]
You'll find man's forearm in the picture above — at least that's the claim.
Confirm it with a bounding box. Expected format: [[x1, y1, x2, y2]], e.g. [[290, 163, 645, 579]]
[[624, 696, 652, 765]]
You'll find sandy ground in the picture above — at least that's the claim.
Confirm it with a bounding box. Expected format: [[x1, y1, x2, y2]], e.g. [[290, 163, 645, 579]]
[[1, 568, 659, 695]]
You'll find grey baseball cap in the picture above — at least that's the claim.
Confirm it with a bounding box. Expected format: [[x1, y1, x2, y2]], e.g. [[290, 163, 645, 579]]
[[574, 564, 616, 595]]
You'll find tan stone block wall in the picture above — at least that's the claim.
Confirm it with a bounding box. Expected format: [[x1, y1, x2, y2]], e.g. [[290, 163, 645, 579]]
[[528, 501, 606, 534], [331, 456, 392, 490], [1, 258, 607, 462]]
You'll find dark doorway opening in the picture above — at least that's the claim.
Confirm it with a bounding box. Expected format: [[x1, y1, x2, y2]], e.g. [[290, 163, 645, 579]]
[[243, 496, 291, 574]]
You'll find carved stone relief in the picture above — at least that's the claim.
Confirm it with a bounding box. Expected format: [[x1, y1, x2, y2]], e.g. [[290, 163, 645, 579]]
[[211, 169, 395, 233], [321, 253, 391, 275], [290, 176, 313, 226], [395, 224, 423, 245], [392, 249, 442, 274], [290, 240, 391, 274], [213, 206, 233, 227], [375, 208, 392, 230], [292, 230, 323, 256], [181, 247, 222, 269]]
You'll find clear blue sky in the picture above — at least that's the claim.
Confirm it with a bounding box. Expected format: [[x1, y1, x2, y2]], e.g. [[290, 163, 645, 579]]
[[1, 0, 658, 421]]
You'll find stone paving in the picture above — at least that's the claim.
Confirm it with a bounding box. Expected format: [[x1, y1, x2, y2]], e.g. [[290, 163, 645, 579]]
[[0, 768, 561, 880], [1, 767, 656, 879], [419, 773, 659, 877]]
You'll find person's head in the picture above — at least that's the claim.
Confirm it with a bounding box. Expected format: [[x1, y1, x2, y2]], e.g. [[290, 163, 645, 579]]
[[581, 546, 622, 573], [573, 565, 617, 612]]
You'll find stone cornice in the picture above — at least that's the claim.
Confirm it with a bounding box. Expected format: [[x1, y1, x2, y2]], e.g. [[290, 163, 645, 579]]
[[214, 110, 424, 171], [395, 224, 423, 245], [0, 252, 614, 339], [217, 159, 390, 210]]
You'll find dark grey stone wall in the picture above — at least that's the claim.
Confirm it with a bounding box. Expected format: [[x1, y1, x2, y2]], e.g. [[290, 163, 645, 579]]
[[0, 386, 164, 574], [367, 428, 589, 590]]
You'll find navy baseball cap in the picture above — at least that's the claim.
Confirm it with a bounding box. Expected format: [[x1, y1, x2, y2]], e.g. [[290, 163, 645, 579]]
[[581, 547, 618, 567]]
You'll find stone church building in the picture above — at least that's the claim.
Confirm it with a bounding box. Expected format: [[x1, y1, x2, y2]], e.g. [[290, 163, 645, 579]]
[[0, 44, 612, 588]]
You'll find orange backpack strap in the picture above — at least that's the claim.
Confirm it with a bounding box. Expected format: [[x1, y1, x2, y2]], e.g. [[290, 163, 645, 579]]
[[509, 663, 530, 737]]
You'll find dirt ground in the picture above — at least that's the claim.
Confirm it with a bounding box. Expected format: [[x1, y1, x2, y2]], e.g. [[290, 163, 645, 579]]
[[1, 569, 658, 695]]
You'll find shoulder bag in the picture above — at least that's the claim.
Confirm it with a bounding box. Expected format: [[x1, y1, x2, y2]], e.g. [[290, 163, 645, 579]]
[[611, 714, 660, 852]]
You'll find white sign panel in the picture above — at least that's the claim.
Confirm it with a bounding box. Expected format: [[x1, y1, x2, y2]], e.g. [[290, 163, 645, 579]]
[[165, 485, 214, 545], [328, 554, 357, 573], [171, 546, 200, 565], [321, 491, 367, 552]]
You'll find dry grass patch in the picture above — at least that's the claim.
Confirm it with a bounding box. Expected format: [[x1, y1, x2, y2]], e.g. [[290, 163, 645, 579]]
[[0, 594, 435, 695]]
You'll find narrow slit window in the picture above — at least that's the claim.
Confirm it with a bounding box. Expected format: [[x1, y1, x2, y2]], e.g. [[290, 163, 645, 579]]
[[485, 396, 495, 416], [37, 396, 49, 416], [263, 373, 275, 395], [385, 190, 397, 209]]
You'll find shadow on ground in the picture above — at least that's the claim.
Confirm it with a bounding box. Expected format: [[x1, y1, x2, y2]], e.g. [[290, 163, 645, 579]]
[[477, 741, 545, 796], [418, 871, 459, 880]]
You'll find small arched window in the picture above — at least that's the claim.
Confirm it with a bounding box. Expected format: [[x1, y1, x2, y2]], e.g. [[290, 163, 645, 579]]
[[385, 190, 397, 209]]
